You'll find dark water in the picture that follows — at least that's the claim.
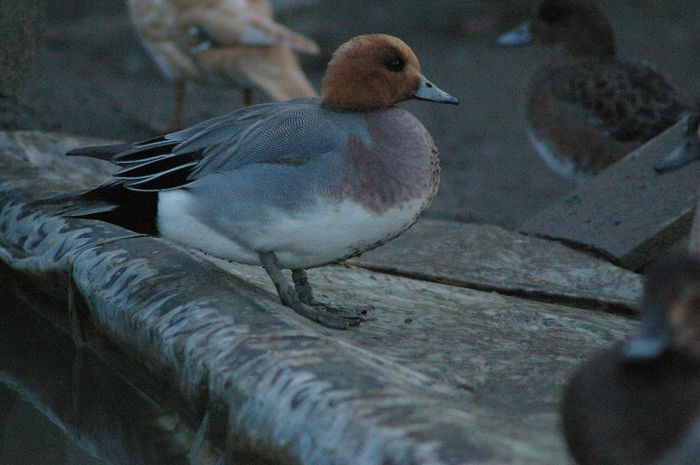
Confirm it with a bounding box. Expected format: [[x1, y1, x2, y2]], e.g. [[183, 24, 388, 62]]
[[0, 283, 217, 465], [0, 384, 105, 465]]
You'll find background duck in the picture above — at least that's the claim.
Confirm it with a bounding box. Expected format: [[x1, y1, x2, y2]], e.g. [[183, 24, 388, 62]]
[[52, 34, 458, 329], [127, 0, 319, 131], [497, 0, 693, 183], [562, 252, 700, 464]]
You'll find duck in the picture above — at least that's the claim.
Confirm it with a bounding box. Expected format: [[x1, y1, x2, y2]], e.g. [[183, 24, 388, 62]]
[[127, 0, 319, 131], [496, 0, 692, 183], [562, 252, 700, 465], [55, 34, 459, 329]]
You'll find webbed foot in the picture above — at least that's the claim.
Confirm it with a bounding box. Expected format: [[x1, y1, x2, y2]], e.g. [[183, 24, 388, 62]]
[[260, 255, 367, 329]]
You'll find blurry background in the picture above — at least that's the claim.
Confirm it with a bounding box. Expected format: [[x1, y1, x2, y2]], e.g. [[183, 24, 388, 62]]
[[4, 0, 700, 228]]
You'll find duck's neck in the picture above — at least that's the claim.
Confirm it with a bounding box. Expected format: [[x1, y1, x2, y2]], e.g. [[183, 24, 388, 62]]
[[566, 40, 615, 61], [565, 25, 616, 61], [320, 100, 389, 113]]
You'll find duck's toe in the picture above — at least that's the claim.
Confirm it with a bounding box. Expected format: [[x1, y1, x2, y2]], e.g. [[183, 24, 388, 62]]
[[290, 301, 366, 329]]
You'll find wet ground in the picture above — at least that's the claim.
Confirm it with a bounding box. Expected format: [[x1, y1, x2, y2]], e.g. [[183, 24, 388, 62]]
[[7, 0, 700, 227]]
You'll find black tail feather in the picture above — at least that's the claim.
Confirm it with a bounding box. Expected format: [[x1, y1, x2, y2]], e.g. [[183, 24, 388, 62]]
[[35, 182, 159, 236], [66, 144, 132, 160], [112, 140, 180, 164], [78, 183, 159, 235]]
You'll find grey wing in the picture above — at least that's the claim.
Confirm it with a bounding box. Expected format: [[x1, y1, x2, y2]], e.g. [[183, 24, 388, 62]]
[[187, 103, 345, 179], [548, 60, 691, 143], [70, 97, 345, 192]]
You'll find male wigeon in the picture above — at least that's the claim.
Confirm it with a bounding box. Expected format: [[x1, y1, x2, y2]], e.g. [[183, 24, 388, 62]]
[[655, 110, 700, 173], [127, 0, 319, 130], [562, 252, 700, 464], [56, 34, 458, 329], [497, 0, 692, 182]]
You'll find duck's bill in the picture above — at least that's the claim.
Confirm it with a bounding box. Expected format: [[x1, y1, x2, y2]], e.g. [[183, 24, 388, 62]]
[[621, 311, 673, 363], [412, 76, 459, 105], [621, 335, 670, 363], [496, 22, 533, 46], [654, 136, 700, 173]]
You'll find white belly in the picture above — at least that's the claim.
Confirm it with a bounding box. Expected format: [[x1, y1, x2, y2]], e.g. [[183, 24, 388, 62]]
[[157, 190, 425, 269], [528, 130, 591, 183]]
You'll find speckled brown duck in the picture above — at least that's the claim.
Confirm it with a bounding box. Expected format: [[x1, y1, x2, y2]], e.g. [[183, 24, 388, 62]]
[[562, 252, 700, 465], [497, 0, 693, 182], [52, 34, 458, 329], [127, 0, 320, 131]]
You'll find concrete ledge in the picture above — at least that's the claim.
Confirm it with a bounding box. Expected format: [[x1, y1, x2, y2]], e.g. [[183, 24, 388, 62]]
[[352, 220, 642, 312], [0, 131, 638, 464], [521, 119, 700, 270]]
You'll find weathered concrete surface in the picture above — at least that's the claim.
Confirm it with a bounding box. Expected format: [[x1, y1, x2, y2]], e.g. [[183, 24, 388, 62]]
[[352, 220, 642, 312], [521, 119, 700, 271], [0, 131, 639, 464], [0, 131, 115, 190], [209, 257, 635, 459]]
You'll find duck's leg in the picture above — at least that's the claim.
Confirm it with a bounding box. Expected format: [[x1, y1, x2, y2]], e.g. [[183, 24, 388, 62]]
[[243, 87, 253, 107], [259, 252, 362, 329], [292, 268, 370, 319], [292, 269, 316, 304]]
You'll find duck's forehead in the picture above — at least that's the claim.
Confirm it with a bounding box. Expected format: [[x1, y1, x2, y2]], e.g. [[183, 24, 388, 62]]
[[340, 35, 417, 63], [375, 36, 417, 62], [376, 36, 412, 54]]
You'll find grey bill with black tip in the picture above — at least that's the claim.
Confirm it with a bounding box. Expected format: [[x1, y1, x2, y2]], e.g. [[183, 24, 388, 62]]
[[412, 76, 459, 105]]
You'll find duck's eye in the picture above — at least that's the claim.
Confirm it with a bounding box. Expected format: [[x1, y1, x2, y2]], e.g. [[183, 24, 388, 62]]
[[538, 5, 571, 23], [385, 57, 405, 72]]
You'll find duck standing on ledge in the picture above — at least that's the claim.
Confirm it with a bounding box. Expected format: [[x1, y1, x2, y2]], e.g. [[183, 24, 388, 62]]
[[127, 0, 319, 131], [497, 0, 692, 182], [54, 34, 459, 329], [562, 252, 700, 464]]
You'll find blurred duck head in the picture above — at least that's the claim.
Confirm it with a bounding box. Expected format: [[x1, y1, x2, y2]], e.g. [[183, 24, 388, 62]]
[[496, 0, 614, 59], [623, 252, 700, 363]]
